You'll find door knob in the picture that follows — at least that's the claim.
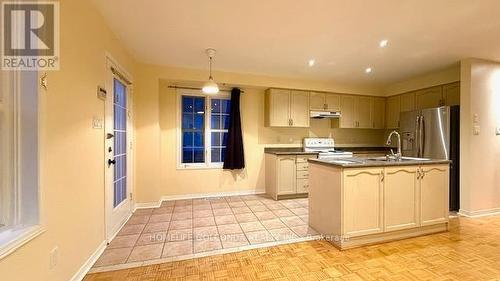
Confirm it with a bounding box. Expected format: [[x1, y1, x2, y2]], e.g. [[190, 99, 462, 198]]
[[106, 133, 114, 139], [108, 159, 116, 167]]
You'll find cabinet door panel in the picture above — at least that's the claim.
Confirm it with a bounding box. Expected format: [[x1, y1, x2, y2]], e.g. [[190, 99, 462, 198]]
[[343, 169, 384, 237], [290, 90, 310, 127], [277, 156, 296, 194], [372, 97, 386, 129], [384, 167, 419, 232], [386, 95, 401, 128], [416, 86, 443, 110], [325, 94, 341, 111], [400, 92, 416, 112], [443, 82, 460, 106], [340, 95, 356, 128], [420, 165, 449, 226], [267, 89, 290, 127], [296, 178, 308, 193], [356, 97, 373, 128], [310, 92, 326, 110]]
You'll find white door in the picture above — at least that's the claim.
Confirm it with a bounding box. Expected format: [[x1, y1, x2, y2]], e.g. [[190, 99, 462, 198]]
[[105, 64, 133, 240]]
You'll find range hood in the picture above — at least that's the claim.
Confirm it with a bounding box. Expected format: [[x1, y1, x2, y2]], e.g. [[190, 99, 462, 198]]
[[310, 110, 341, 119]]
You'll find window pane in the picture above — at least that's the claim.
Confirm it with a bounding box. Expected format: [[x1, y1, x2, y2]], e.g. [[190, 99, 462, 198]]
[[183, 148, 193, 163], [182, 113, 193, 129], [222, 115, 230, 130], [182, 96, 193, 113], [211, 114, 221, 129], [211, 148, 221, 163], [222, 132, 229, 146], [194, 113, 204, 129], [221, 148, 226, 162], [194, 97, 205, 113], [193, 148, 204, 163], [211, 132, 221, 146], [211, 99, 221, 113], [193, 132, 204, 147], [182, 132, 193, 147], [222, 99, 231, 114]]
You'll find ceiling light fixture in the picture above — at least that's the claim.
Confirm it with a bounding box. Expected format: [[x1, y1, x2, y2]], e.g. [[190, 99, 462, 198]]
[[202, 48, 219, 94], [365, 67, 372, 73], [379, 39, 388, 48], [308, 59, 315, 67]]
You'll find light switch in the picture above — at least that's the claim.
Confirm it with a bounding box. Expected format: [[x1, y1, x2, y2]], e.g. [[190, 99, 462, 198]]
[[496, 127, 500, 136], [473, 125, 480, 135], [92, 117, 103, 129]]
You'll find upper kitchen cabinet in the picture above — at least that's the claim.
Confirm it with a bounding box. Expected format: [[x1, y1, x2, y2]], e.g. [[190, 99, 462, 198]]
[[386, 95, 401, 128], [310, 92, 340, 111], [336, 95, 384, 129], [443, 82, 460, 106], [372, 97, 386, 129], [356, 97, 373, 128], [416, 86, 443, 110], [265, 89, 310, 127], [400, 91, 416, 112]]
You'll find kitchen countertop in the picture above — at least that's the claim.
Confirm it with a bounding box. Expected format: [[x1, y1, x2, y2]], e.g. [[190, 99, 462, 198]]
[[309, 157, 451, 168], [264, 146, 396, 155]]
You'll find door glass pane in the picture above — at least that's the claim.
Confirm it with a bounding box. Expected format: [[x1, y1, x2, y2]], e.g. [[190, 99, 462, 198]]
[[113, 78, 127, 207]]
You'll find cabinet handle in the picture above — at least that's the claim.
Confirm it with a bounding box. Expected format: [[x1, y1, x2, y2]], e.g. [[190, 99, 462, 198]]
[[291, 119, 293, 126], [380, 171, 385, 182]]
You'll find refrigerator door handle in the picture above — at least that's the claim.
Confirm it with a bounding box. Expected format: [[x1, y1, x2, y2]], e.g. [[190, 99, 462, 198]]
[[415, 116, 420, 157], [419, 115, 425, 158]]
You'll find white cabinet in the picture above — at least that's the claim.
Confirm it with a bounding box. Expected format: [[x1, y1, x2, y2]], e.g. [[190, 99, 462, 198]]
[[336, 96, 385, 129], [420, 165, 449, 226], [416, 86, 444, 110], [343, 168, 384, 237], [310, 92, 340, 111], [372, 97, 386, 129], [386, 95, 400, 129], [276, 156, 296, 195], [443, 82, 460, 106], [265, 153, 316, 200], [384, 167, 419, 232], [265, 89, 310, 127]]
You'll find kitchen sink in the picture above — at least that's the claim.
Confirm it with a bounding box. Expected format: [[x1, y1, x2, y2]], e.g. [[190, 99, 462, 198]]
[[366, 156, 431, 162]]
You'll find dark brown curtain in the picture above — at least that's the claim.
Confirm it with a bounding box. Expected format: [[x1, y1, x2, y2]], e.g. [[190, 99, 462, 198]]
[[223, 88, 245, 169]]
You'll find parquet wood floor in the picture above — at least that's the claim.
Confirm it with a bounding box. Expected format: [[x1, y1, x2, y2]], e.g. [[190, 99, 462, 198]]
[[84, 215, 500, 281]]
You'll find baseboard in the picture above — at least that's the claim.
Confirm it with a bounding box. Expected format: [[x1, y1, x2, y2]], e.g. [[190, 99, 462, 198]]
[[70, 240, 107, 281], [458, 208, 500, 218], [134, 189, 266, 210]]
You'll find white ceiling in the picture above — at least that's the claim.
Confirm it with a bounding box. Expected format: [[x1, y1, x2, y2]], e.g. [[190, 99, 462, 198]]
[[91, 0, 500, 86]]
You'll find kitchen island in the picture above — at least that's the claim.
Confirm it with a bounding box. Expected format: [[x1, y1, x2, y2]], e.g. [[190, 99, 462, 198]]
[[308, 157, 450, 249]]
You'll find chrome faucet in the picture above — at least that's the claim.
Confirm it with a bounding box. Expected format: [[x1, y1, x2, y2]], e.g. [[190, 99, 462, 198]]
[[386, 130, 402, 161]]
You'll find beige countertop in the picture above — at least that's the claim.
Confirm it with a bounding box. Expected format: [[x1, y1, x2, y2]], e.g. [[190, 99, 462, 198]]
[[309, 157, 451, 168]]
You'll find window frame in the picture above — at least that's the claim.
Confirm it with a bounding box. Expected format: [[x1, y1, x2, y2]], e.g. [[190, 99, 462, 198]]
[[0, 71, 44, 260], [176, 89, 230, 169]]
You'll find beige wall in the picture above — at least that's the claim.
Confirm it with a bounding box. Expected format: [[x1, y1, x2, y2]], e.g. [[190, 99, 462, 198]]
[[460, 58, 500, 214], [134, 64, 386, 203], [383, 66, 460, 96], [0, 1, 136, 280]]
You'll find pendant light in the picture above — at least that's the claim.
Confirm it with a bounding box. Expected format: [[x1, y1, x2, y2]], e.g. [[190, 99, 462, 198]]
[[202, 48, 219, 94]]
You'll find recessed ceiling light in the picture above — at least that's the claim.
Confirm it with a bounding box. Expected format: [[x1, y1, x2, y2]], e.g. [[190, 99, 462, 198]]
[[379, 39, 388, 48], [365, 67, 372, 73], [308, 59, 315, 67]]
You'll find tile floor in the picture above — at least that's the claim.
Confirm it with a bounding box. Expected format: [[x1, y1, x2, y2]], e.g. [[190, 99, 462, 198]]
[[92, 194, 318, 270]]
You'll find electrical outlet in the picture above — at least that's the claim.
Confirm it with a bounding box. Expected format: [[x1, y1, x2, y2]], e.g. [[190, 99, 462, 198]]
[[473, 125, 480, 135], [49, 247, 59, 269], [92, 117, 103, 129]]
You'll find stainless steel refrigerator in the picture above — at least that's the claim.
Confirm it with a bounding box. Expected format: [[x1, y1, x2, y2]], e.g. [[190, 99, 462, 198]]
[[400, 106, 460, 211]]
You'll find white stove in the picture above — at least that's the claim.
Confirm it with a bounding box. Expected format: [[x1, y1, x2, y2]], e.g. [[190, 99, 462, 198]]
[[303, 138, 353, 160]]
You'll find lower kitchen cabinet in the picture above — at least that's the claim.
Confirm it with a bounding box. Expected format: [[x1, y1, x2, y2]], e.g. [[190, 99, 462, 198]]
[[265, 153, 316, 200], [343, 168, 384, 237], [420, 165, 449, 226], [384, 167, 419, 231]]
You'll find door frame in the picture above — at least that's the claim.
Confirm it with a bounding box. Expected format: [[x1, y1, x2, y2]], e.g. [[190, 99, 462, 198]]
[[104, 54, 134, 241]]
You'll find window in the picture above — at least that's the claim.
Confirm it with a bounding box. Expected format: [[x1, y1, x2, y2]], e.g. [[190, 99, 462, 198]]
[[0, 71, 41, 258], [179, 91, 230, 168]]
